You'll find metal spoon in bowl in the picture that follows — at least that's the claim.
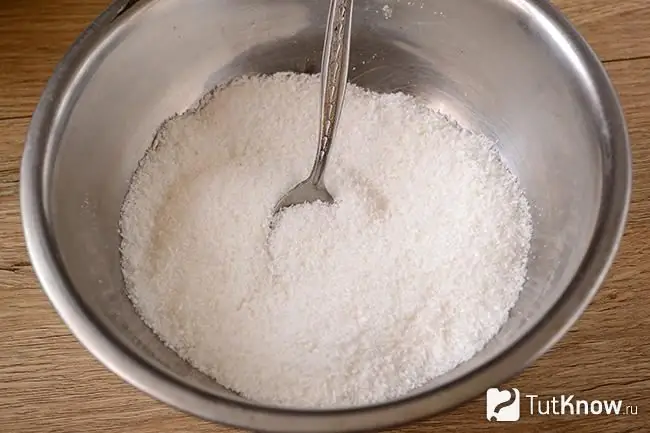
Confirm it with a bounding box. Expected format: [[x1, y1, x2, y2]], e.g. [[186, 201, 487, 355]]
[[272, 0, 354, 216]]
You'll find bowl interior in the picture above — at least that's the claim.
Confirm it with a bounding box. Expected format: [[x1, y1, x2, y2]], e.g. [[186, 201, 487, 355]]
[[44, 0, 613, 408]]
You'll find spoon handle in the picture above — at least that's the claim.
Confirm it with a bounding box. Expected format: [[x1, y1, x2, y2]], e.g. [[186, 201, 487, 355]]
[[308, 0, 354, 186]]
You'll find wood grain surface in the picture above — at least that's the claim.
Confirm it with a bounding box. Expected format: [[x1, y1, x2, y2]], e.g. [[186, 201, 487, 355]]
[[1, 1, 649, 432]]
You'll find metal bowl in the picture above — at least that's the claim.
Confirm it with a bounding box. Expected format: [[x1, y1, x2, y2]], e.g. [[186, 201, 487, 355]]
[[21, 0, 631, 431]]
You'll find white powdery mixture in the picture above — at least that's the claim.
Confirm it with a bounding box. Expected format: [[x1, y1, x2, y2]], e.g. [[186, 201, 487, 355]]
[[120, 72, 532, 409]]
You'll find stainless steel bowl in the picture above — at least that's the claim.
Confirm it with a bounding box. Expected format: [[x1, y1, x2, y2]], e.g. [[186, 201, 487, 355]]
[[21, 0, 631, 431]]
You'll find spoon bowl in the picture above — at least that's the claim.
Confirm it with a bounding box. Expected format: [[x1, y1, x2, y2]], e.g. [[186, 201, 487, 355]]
[[273, 179, 334, 215]]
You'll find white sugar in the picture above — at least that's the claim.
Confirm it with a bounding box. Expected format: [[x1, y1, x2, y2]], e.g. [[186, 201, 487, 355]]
[[120, 72, 532, 408]]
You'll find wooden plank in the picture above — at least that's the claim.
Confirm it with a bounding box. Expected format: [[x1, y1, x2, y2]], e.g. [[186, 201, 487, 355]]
[[556, 0, 650, 62], [0, 0, 109, 120]]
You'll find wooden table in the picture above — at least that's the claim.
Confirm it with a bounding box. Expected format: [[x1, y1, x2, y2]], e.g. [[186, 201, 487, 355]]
[[1, 1, 649, 432]]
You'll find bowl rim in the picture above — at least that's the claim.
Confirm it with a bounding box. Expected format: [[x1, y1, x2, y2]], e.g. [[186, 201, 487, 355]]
[[20, 0, 632, 431]]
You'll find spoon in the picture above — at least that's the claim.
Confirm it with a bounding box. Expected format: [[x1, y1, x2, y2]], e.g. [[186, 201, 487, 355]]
[[273, 0, 354, 216]]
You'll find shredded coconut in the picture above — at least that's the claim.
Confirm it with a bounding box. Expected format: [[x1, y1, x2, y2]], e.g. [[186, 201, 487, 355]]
[[120, 72, 532, 409], [381, 5, 393, 19]]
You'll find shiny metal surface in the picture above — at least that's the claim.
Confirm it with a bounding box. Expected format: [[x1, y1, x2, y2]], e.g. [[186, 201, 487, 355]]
[[21, 0, 631, 432], [274, 0, 353, 214]]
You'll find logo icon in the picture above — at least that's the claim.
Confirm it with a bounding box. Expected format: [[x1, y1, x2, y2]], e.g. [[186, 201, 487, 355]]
[[486, 388, 520, 421]]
